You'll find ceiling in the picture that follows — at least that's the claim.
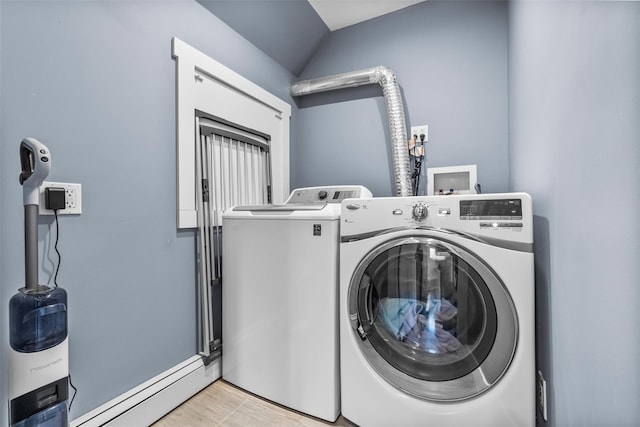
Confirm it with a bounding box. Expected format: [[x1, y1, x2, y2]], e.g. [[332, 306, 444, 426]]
[[308, 0, 427, 31]]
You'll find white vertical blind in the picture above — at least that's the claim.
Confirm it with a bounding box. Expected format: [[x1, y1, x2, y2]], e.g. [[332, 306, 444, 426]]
[[203, 132, 270, 220], [199, 117, 270, 220]]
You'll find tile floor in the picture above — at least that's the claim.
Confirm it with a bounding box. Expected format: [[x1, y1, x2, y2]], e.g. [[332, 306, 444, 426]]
[[152, 380, 355, 427]]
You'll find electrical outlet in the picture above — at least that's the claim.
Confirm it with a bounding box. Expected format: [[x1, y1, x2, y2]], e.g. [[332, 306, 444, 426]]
[[537, 370, 548, 422], [410, 125, 429, 142], [39, 182, 82, 215]]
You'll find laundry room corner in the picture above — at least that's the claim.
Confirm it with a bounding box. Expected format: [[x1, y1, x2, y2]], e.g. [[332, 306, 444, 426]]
[[2, 0, 639, 425]]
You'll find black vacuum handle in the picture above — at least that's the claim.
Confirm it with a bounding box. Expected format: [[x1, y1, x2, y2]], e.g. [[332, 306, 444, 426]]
[[19, 141, 35, 185]]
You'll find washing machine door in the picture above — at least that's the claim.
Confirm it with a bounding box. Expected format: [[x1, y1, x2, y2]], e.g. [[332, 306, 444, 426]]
[[348, 235, 517, 401]]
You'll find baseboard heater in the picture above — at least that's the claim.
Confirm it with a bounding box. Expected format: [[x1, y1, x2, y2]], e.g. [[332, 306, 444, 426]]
[[71, 355, 219, 427]]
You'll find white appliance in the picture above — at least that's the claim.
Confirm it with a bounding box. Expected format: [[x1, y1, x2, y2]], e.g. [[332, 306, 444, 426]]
[[339, 194, 535, 426], [222, 185, 372, 422]]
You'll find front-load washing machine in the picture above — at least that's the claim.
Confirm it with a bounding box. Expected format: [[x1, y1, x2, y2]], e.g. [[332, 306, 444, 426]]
[[339, 194, 535, 426], [222, 185, 372, 422]]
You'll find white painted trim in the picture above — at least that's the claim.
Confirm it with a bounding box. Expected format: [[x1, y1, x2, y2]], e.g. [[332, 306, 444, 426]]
[[71, 356, 219, 427], [172, 37, 291, 229]]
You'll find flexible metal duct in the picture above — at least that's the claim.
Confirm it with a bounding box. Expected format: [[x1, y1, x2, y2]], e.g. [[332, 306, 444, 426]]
[[290, 66, 412, 197]]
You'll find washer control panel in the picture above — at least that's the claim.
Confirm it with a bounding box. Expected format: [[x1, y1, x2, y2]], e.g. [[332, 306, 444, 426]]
[[341, 193, 533, 246], [286, 186, 372, 204]]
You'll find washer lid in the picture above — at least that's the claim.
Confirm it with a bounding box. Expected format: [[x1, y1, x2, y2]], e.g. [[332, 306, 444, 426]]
[[347, 234, 518, 401], [223, 202, 341, 220], [232, 203, 327, 212]]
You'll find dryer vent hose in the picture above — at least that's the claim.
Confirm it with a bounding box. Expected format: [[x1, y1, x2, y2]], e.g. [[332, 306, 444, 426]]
[[290, 66, 412, 197]]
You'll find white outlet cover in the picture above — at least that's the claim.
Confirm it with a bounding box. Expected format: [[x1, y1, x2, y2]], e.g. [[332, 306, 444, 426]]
[[410, 125, 428, 142], [39, 181, 82, 215]]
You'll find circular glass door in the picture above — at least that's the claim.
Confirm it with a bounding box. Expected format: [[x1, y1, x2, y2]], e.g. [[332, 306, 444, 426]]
[[348, 235, 517, 401]]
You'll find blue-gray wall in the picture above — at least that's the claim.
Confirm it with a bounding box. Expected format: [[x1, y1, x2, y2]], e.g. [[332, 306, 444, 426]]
[[509, 1, 640, 425], [195, 0, 329, 75], [292, 1, 509, 197], [0, 0, 295, 421]]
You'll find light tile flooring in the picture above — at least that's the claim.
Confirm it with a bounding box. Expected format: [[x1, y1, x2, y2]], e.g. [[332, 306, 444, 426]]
[[152, 380, 356, 427]]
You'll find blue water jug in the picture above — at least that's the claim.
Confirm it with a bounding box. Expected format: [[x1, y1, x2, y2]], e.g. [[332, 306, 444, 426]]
[[10, 285, 68, 353]]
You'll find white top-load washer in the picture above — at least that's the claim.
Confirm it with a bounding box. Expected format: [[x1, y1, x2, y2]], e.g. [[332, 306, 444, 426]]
[[339, 194, 535, 426], [221, 185, 372, 422]]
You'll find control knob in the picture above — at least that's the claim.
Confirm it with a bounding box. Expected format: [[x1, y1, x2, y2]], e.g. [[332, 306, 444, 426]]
[[412, 203, 428, 221], [318, 190, 328, 200]]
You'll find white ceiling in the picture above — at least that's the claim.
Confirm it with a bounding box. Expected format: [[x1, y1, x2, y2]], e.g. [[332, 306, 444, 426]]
[[308, 0, 427, 31]]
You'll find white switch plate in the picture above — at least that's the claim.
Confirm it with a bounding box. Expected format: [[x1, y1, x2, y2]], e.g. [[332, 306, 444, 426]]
[[39, 182, 82, 215], [410, 125, 429, 142]]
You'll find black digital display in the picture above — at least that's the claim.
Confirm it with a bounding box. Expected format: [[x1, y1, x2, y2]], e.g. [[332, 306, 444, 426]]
[[332, 190, 354, 200], [460, 199, 522, 220]]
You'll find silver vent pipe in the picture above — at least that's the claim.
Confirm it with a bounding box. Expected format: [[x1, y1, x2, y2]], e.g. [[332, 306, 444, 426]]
[[290, 66, 412, 197]]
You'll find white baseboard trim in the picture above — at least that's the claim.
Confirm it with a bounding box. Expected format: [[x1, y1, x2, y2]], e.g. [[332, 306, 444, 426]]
[[71, 355, 220, 427]]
